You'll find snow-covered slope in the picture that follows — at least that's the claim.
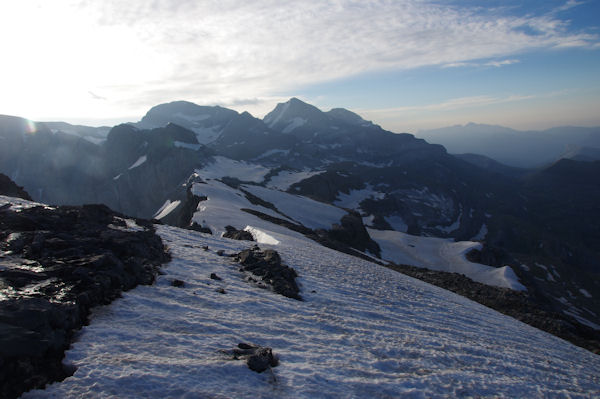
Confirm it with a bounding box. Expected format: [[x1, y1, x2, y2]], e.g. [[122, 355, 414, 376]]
[[240, 184, 347, 230], [196, 156, 270, 183], [189, 179, 308, 240], [23, 225, 600, 398]]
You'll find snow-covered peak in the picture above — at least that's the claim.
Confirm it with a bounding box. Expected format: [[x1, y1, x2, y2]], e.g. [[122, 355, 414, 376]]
[[136, 101, 239, 144], [263, 98, 329, 132]]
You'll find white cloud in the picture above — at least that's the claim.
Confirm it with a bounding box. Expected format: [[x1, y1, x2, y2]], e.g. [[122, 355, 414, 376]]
[[443, 59, 520, 68], [0, 0, 598, 122]]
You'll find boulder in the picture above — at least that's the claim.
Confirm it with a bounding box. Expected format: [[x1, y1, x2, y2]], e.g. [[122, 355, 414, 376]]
[[223, 225, 254, 241], [235, 246, 301, 300], [225, 343, 279, 373]]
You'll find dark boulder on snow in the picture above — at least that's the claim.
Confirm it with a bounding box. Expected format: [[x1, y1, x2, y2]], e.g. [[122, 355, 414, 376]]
[[223, 225, 254, 241], [235, 246, 301, 300], [223, 343, 279, 373], [0, 202, 170, 399]]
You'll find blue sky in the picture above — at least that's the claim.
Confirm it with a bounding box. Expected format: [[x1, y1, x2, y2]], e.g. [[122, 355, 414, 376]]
[[1, 0, 599, 132]]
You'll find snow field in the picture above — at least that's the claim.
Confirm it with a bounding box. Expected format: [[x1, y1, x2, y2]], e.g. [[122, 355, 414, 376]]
[[368, 228, 526, 290], [23, 225, 600, 398], [197, 156, 270, 183], [266, 170, 323, 191]]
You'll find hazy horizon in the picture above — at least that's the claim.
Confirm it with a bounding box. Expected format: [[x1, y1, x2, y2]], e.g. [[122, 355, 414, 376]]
[[2, 1, 599, 133]]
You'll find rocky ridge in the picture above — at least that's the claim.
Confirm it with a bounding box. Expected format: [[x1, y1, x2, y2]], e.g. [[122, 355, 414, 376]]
[[0, 198, 170, 398]]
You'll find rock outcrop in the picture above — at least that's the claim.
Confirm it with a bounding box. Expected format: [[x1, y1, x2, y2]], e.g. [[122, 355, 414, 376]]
[[235, 246, 301, 300], [223, 225, 254, 241], [0, 202, 170, 398], [222, 342, 279, 373]]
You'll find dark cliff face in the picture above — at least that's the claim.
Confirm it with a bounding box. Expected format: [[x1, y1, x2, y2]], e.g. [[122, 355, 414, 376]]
[[0, 118, 213, 219], [0, 173, 32, 200]]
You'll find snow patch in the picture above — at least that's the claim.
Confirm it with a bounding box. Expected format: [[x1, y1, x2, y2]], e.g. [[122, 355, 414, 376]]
[[368, 228, 526, 291], [0, 195, 53, 211], [471, 224, 488, 241], [244, 226, 280, 245], [435, 207, 461, 233], [197, 156, 270, 183], [174, 141, 202, 151], [362, 215, 375, 227], [173, 112, 210, 122], [241, 185, 346, 230], [384, 215, 408, 233], [189, 126, 222, 144], [282, 117, 307, 133], [128, 155, 147, 170], [266, 170, 323, 191], [190, 180, 305, 241], [579, 288, 592, 298], [563, 310, 600, 330], [265, 101, 290, 128], [334, 185, 385, 210], [153, 200, 181, 220], [109, 217, 145, 232], [252, 149, 290, 161]]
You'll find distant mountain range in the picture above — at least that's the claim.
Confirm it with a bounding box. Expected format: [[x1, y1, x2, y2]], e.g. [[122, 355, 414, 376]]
[[1, 99, 599, 338], [416, 123, 600, 168]]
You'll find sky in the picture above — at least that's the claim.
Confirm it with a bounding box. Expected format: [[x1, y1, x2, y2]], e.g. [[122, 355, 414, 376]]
[[1, 0, 599, 132]]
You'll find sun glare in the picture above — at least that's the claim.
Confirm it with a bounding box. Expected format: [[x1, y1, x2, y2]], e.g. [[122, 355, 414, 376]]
[[25, 119, 37, 134], [0, 1, 168, 122]]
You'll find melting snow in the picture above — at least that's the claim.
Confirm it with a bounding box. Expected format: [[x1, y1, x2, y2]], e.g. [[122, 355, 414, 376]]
[[22, 225, 600, 398]]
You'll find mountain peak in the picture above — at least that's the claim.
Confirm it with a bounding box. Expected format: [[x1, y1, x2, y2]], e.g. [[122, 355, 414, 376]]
[[263, 98, 328, 132], [137, 101, 238, 130]]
